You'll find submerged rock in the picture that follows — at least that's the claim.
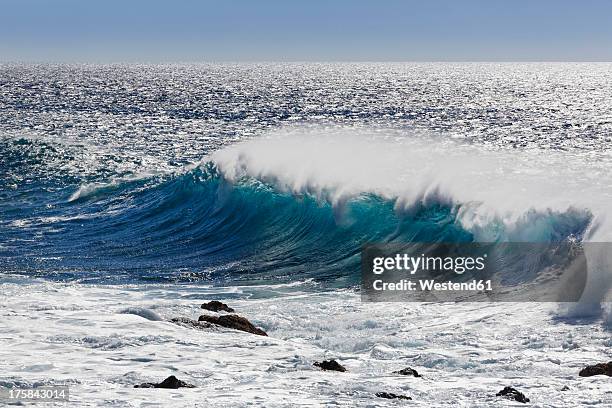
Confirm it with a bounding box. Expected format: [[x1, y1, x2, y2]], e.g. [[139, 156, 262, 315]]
[[579, 362, 612, 377], [393, 367, 422, 377], [313, 359, 346, 372], [376, 392, 412, 400], [134, 375, 195, 389], [170, 317, 213, 330], [496, 386, 530, 403], [201, 300, 235, 313], [198, 314, 267, 336]]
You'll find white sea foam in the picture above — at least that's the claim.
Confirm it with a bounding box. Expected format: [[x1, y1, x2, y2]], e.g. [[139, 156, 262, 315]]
[[211, 127, 612, 317], [211, 127, 610, 223], [0, 278, 609, 407], [119, 307, 164, 321], [68, 171, 164, 202], [68, 181, 112, 202]]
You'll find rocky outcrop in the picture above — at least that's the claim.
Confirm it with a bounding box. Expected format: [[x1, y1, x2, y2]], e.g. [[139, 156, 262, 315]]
[[134, 375, 195, 389], [375, 392, 412, 400], [393, 367, 421, 377], [579, 362, 612, 377], [313, 359, 346, 372], [201, 300, 235, 313], [496, 386, 529, 403], [198, 314, 267, 336], [170, 317, 213, 330]]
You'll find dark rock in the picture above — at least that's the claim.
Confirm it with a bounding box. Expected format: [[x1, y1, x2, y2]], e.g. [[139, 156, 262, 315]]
[[393, 367, 421, 377], [170, 317, 213, 330], [313, 359, 346, 372], [134, 383, 157, 388], [201, 300, 235, 313], [560, 385, 570, 391], [376, 392, 412, 400], [198, 314, 267, 336], [496, 386, 530, 404], [579, 361, 612, 377], [134, 375, 195, 389]]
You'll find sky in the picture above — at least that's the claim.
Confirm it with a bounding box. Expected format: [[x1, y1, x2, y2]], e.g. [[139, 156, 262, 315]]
[[1, 0, 612, 62]]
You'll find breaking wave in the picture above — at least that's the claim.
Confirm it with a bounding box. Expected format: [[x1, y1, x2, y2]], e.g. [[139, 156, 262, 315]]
[[2, 130, 610, 319], [0, 129, 612, 324]]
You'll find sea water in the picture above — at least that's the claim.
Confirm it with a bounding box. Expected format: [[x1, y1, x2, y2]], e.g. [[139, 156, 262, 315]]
[[1, 63, 611, 406]]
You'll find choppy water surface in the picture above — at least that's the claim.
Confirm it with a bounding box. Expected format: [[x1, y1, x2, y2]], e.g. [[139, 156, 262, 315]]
[[1, 63, 612, 285]]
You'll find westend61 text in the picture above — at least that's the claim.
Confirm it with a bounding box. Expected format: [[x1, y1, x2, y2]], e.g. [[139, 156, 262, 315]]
[[372, 279, 493, 292]]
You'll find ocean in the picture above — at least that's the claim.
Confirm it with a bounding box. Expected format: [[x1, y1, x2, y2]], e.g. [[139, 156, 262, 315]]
[[1, 63, 611, 406]]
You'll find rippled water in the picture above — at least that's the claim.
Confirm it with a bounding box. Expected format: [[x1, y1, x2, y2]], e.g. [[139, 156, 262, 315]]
[[2, 63, 612, 180], [1, 63, 612, 286]]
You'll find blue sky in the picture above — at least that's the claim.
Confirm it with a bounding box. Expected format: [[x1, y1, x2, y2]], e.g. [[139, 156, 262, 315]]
[[2, 0, 611, 62]]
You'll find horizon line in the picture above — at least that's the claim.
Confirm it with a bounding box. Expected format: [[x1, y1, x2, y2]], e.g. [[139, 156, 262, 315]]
[[3, 60, 612, 65]]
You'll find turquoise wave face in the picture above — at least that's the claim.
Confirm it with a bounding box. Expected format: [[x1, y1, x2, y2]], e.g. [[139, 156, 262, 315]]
[[0, 162, 591, 286]]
